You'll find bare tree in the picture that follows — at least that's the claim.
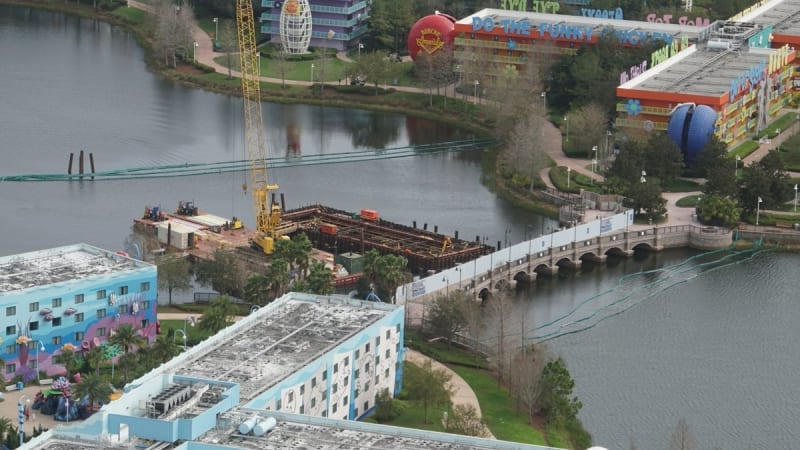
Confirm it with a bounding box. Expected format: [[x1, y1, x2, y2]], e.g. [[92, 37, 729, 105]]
[[272, 46, 291, 88], [569, 102, 608, 158], [508, 344, 547, 424], [669, 418, 698, 450], [152, 0, 195, 68], [504, 105, 549, 191], [485, 287, 516, 387], [218, 19, 237, 80], [444, 404, 487, 437]]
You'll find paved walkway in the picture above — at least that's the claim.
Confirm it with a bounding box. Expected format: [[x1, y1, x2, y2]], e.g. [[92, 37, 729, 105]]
[[404, 349, 494, 439], [0, 385, 77, 439]]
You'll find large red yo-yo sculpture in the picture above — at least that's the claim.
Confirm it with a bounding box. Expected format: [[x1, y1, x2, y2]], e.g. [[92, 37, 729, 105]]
[[407, 12, 456, 60]]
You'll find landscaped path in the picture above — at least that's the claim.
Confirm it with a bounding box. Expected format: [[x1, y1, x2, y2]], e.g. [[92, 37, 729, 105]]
[[404, 349, 495, 439]]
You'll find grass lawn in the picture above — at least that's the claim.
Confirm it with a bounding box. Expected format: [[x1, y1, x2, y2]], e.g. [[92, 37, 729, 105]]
[[159, 319, 216, 344], [729, 140, 760, 159], [111, 7, 145, 24], [676, 194, 702, 207], [405, 330, 488, 369], [778, 133, 800, 171], [450, 366, 566, 447], [377, 398, 448, 433], [660, 177, 702, 192]]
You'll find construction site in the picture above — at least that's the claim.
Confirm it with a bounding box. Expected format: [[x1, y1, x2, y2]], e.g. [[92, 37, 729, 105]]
[[133, 200, 493, 276]]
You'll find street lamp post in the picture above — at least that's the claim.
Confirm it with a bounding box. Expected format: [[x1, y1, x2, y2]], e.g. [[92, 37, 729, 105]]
[[310, 63, 315, 84], [18, 394, 31, 444], [34, 340, 45, 381], [358, 42, 364, 56], [735, 155, 741, 177], [794, 184, 798, 212], [442, 276, 449, 296], [564, 116, 569, 142], [540, 91, 546, 112], [605, 130, 612, 168], [567, 167, 571, 188], [474, 80, 480, 104], [756, 196, 763, 225], [640, 170, 647, 184], [591, 145, 598, 184], [192, 41, 198, 63], [174, 330, 187, 351], [213, 17, 218, 39]]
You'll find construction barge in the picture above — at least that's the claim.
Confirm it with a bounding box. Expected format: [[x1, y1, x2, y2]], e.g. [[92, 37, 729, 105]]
[[133, 202, 493, 275]]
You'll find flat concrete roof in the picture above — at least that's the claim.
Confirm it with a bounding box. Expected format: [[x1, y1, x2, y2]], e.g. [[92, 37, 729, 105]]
[[0, 244, 150, 294], [737, 0, 800, 36], [457, 8, 709, 41], [172, 296, 391, 401], [620, 45, 774, 98]]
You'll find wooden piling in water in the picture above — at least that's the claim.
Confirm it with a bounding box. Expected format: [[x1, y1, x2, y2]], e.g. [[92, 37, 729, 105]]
[[89, 153, 95, 180], [68, 152, 74, 175], [79, 150, 84, 178]]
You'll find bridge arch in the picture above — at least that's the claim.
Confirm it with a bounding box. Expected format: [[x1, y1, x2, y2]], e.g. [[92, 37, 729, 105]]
[[605, 246, 630, 257], [513, 271, 532, 284], [633, 242, 657, 251]]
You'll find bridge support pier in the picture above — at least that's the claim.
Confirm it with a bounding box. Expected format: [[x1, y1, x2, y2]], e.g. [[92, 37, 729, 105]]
[[538, 265, 559, 276]]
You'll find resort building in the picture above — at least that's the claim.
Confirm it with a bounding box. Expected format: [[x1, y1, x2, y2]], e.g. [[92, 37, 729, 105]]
[[260, 0, 370, 51], [0, 244, 157, 382]]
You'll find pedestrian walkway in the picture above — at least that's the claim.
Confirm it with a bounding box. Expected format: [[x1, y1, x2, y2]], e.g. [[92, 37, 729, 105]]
[[404, 349, 494, 439]]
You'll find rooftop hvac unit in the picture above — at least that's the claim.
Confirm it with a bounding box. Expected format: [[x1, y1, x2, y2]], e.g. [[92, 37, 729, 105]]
[[238, 417, 259, 435], [253, 417, 277, 436], [707, 39, 732, 50]]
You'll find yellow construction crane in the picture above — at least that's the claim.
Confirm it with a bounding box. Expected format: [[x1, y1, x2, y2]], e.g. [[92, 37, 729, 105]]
[[236, 1, 282, 254]]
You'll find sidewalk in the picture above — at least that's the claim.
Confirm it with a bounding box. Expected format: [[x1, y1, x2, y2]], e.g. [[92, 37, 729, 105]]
[[0, 385, 72, 438], [404, 349, 494, 439]]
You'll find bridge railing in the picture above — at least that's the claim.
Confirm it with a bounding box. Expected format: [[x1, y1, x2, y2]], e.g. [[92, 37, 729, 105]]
[[396, 210, 636, 304]]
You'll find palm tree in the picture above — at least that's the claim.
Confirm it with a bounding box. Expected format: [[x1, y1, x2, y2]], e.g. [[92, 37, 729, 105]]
[[116, 352, 138, 385], [56, 348, 81, 379], [264, 259, 291, 298], [151, 335, 179, 364], [0, 417, 12, 448], [73, 372, 111, 412], [110, 323, 146, 353], [306, 262, 334, 295], [198, 295, 238, 334], [84, 346, 106, 377], [243, 274, 271, 306], [291, 234, 313, 279]]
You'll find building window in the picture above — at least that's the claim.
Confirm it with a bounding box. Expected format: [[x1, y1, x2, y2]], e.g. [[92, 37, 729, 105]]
[[365, 362, 370, 373], [365, 381, 370, 392], [332, 403, 338, 413], [333, 362, 338, 373], [140, 319, 149, 329], [385, 330, 390, 339], [299, 405, 304, 414], [75, 331, 84, 341], [322, 390, 327, 400], [74, 294, 84, 304], [342, 396, 348, 406], [28, 360, 37, 369], [375, 375, 380, 384], [142, 301, 151, 310], [5, 306, 15, 316], [74, 313, 84, 323], [300, 385, 305, 395], [52, 298, 62, 307], [29, 302, 38, 312], [395, 323, 400, 333], [363, 401, 369, 412], [365, 343, 370, 353], [311, 397, 316, 408], [385, 349, 390, 359], [97, 290, 106, 300], [375, 336, 380, 346], [355, 349, 359, 359], [288, 392, 294, 402], [376, 355, 380, 365], [6, 364, 16, 374], [5, 325, 15, 336], [322, 369, 327, 381], [344, 356, 349, 366], [52, 317, 61, 326], [119, 305, 129, 314], [396, 342, 400, 353], [119, 286, 128, 295], [97, 328, 106, 337], [322, 410, 327, 417], [51, 336, 61, 345], [140, 282, 150, 292], [333, 383, 338, 393], [276, 399, 281, 410], [385, 368, 390, 378], [97, 309, 106, 318], [355, 387, 359, 397], [29, 321, 38, 331], [311, 377, 317, 388], [355, 369, 360, 379], [5, 345, 15, 354]]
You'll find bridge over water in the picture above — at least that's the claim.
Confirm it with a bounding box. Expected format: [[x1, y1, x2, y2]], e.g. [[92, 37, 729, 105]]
[[396, 210, 732, 326]]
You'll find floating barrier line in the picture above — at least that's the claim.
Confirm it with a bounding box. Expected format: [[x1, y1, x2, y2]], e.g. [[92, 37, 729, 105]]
[[0, 139, 496, 182]]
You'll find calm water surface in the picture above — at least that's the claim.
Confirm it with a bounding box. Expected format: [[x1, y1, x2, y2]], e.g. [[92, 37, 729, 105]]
[[2, 8, 799, 450]]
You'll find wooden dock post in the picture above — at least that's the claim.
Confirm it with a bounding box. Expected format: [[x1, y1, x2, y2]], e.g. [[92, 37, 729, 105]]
[[67, 152, 74, 175], [89, 153, 95, 180], [79, 150, 84, 178]]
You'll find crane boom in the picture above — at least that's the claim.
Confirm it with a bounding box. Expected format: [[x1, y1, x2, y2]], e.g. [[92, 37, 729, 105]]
[[236, 1, 281, 254]]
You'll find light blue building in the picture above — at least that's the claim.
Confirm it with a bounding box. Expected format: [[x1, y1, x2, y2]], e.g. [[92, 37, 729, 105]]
[[0, 244, 157, 382], [260, 0, 370, 51]]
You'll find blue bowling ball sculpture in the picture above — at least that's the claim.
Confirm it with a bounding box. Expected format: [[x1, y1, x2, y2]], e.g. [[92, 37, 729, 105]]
[[667, 103, 717, 163]]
